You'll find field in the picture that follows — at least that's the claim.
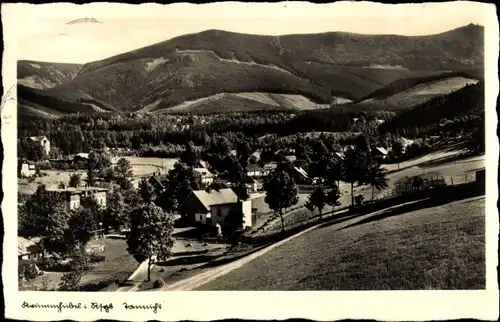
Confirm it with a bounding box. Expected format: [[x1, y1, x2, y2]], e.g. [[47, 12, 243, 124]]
[[198, 194, 485, 290], [18, 157, 179, 196], [18, 170, 87, 196], [110, 156, 178, 178], [162, 92, 331, 114], [353, 76, 479, 110]]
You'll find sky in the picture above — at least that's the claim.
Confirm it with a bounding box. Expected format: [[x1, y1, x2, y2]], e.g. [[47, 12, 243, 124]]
[[5, 2, 491, 64]]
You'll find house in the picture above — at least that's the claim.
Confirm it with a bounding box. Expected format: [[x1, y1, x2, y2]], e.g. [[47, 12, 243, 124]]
[[245, 177, 260, 193], [262, 163, 277, 176], [48, 186, 109, 210], [195, 160, 209, 169], [178, 188, 238, 226], [210, 200, 256, 229], [293, 166, 310, 184], [398, 137, 415, 151], [28, 136, 50, 156], [194, 168, 215, 185], [18, 236, 45, 262], [332, 152, 345, 162], [246, 163, 263, 178], [373, 147, 389, 159], [71, 153, 90, 168], [149, 174, 169, 192], [284, 155, 297, 163], [74, 153, 89, 160], [18, 160, 37, 177], [250, 151, 261, 162]]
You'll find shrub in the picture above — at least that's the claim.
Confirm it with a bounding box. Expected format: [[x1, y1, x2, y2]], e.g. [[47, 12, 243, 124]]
[[18, 263, 40, 281], [153, 278, 165, 289], [38, 162, 53, 170], [355, 194, 365, 207], [88, 253, 106, 263]]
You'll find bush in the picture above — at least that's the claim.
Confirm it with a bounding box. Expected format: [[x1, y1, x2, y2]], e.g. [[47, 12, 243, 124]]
[[153, 278, 165, 289], [355, 194, 365, 207], [88, 253, 106, 263], [38, 162, 53, 170], [18, 263, 40, 281]]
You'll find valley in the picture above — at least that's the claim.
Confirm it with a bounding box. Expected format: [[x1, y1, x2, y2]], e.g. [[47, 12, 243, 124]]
[[15, 22, 487, 294]]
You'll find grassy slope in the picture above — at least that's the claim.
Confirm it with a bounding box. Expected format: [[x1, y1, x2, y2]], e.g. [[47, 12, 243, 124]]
[[379, 82, 484, 132], [198, 195, 485, 290], [37, 25, 483, 113], [18, 84, 118, 118], [160, 92, 330, 114], [17, 60, 82, 89], [355, 70, 483, 102]]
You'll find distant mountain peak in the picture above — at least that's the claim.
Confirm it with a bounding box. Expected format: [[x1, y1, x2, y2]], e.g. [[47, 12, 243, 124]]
[[66, 18, 102, 25]]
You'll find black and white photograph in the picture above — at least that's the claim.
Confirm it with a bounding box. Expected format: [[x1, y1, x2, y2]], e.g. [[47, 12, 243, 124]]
[[2, 1, 499, 321]]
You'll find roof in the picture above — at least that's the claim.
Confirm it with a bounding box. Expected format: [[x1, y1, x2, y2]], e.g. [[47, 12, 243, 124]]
[[194, 168, 213, 177], [28, 136, 47, 142], [263, 163, 277, 170], [246, 163, 263, 172], [251, 151, 261, 159], [197, 160, 208, 169], [399, 137, 414, 146], [74, 153, 89, 159], [294, 167, 309, 178], [48, 187, 109, 194], [19, 159, 36, 165], [375, 147, 389, 155], [18, 236, 42, 256], [285, 155, 297, 162], [333, 152, 345, 160], [188, 188, 238, 211], [149, 175, 168, 188]]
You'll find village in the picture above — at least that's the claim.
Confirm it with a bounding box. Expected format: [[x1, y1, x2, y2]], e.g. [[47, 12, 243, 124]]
[[17, 123, 485, 292]]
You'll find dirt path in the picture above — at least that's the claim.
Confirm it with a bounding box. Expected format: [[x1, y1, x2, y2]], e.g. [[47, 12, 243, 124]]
[[160, 222, 328, 291], [115, 260, 149, 292]]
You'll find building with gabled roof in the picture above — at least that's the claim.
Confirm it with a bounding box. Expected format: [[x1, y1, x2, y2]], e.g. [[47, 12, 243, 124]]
[[18, 159, 37, 177], [149, 174, 169, 192], [18, 236, 44, 262], [47, 186, 109, 210], [194, 167, 215, 185], [28, 136, 50, 156], [179, 188, 239, 226], [246, 163, 264, 177], [293, 166, 310, 183]]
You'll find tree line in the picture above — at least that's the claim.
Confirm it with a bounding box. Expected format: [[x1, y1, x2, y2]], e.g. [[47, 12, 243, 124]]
[[18, 107, 394, 161]]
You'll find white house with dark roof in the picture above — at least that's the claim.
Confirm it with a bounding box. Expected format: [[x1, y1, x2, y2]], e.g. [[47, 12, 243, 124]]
[[194, 167, 215, 185], [18, 160, 37, 177], [373, 147, 389, 159], [28, 136, 50, 156], [178, 188, 253, 228], [246, 163, 264, 178], [48, 186, 109, 210]]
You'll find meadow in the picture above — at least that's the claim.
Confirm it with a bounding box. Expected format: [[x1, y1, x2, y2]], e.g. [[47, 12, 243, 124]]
[[198, 194, 485, 290]]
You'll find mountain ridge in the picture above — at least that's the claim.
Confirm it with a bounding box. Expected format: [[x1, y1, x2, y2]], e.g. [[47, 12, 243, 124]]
[[17, 24, 484, 117]]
